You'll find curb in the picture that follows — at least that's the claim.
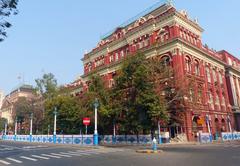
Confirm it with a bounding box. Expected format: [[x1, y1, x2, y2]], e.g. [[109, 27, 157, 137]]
[[136, 149, 163, 154]]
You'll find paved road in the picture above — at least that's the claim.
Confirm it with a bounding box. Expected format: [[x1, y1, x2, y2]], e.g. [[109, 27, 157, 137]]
[[0, 140, 240, 166]]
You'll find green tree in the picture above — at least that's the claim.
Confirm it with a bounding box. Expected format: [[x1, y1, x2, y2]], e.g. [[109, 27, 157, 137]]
[[82, 75, 112, 134], [0, 117, 7, 132], [111, 52, 169, 134], [44, 94, 81, 134], [35, 73, 58, 99], [0, 0, 18, 42]]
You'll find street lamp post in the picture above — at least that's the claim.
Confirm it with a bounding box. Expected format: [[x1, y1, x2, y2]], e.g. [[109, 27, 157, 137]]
[[53, 107, 57, 144], [93, 98, 99, 145], [14, 117, 18, 141], [29, 113, 33, 142], [3, 121, 7, 140], [206, 114, 212, 142], [158, 120, 162, 144]]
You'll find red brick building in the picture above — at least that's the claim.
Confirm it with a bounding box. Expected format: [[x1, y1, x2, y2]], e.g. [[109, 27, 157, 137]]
[[67, 3, 240, 141]]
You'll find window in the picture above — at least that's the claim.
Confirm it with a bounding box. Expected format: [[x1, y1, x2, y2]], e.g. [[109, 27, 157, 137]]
[[121, 50, 124, 58], [195, 60, 200, 76], [198, 89, 202, 103], [189, 89, 194, 102], [213, 70, 217, 82], [115, 52, 119, 61], [222, 96, 226, 106], [109, 55, 114, 63], [185, 56, 191, 73], [206, 67, 211, 83], [109, 79, 115, 88], [161, 56, 171, 66], [216, 94, 220, 105], [208, 91, 213, 104], [219, 72, 223, 84]]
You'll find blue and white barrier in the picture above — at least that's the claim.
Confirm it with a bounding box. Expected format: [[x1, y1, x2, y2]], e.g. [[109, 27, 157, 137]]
[[221, 132, 240, 141], [199, 133, 212, 143], [1, 134, 93, 145]]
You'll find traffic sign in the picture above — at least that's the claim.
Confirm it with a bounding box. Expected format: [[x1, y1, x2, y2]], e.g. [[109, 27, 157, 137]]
[[83, 118, 90, 126]]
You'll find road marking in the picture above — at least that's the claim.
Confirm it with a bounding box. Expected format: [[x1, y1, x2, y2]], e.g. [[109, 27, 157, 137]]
[[60, 152, 83, 156], [77, 150, 100, 154], [0, 160, 10, 165], [67, 151, 91, 155], [41, 154, 61, 159], [74, 152, 91, 156], [31, 155, 49, 160], [50, 153, 72, 158], [6, 157, 22, 163], [20, 156, 38, 161]]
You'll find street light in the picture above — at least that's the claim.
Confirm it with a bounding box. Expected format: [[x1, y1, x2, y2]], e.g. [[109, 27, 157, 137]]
[[158, 120, 162, 144], [53, 107, 58, 144], [93, 98, 99, 145], [14, 117, 18, 141], [29, 113, 33, 142]]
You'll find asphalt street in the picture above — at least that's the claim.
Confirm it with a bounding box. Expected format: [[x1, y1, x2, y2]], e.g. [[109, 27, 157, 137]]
[[0, 140, 239, 166]]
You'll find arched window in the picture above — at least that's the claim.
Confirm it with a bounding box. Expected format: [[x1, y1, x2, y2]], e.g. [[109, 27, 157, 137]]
[[195, 60, 200, 76], [216, 94, 220, 105], [206, 66, 211, 82], [161, 56, 171, 66], [185, 56, 191, 73]]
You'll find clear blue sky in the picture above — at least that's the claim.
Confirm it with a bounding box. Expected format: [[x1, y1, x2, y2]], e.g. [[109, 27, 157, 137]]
[[0, 0, 240, 94]]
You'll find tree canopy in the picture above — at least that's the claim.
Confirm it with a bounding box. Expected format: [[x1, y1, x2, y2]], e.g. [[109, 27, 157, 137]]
[[0, 0, 18, 42]]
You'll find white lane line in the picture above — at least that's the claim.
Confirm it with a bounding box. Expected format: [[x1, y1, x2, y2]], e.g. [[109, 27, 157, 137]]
[[6, 157, 22, 163], [0, 160, 10, 165], [60, 152, 83, 156], [20, 156, 38, 161], [41, 154, 61, 159], [77, 150, 100, 154], [50, 153, 72, 158], [31, 155, 49, 160], [67, 151, 90, 155]]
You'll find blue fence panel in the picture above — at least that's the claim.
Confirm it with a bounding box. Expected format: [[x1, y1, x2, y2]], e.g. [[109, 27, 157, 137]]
[[116, 135, 126, 144], [63, 135, 73, 144], [138, 135, 152, 144], [82, 135, 93, 145], [72, 135, 82, 145], [200, 133, 211, 143], [126, 135, 138, 144]]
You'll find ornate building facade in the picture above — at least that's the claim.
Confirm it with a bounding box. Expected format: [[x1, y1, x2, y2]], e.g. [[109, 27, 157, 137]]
[[67, 3, 240, 141], [0, 85, 35, 124]]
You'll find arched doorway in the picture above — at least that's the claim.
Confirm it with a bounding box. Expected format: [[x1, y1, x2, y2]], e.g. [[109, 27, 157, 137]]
[[192, 116, 203, 141], [221, 119, 226, 132]]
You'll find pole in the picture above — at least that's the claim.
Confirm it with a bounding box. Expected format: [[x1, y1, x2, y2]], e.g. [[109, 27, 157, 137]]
[[4, 122, 7, 140], [158, 121, 162, 144], [53, 107, 57, 144], [85, 125, 87, 135], [30, 113, 33, 142], [94, 106, 97, 135], [93, 98, 99, 145], [14, 119, 17, 141], [113, 122, 116, 144]]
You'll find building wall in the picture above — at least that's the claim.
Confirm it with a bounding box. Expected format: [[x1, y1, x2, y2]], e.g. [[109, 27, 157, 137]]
[[69, 3, 239, 141], [1, 85, 35, 124]]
